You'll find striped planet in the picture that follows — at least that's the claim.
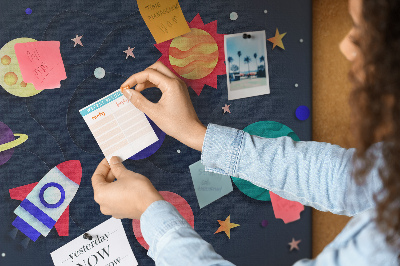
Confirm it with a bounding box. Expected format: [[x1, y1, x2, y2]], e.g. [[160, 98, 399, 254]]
[[169, 28, 218, 80]]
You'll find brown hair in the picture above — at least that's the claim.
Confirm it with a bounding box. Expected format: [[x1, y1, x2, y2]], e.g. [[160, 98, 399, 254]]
[[348, 0, 400, 252]]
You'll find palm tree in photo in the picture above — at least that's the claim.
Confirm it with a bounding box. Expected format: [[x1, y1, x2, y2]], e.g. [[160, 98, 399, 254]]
[[227, 56, 234, 73], [258, 55, 266, 77], [237, 51, 242, 77], [253, 53, 258, 73], [244, 56, 251, 78], [260, 55, 265, 68]]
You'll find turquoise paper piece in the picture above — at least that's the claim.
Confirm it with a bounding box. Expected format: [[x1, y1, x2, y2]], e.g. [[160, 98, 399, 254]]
[[189, 161, 233, 208], [231, 121, 300, 201]]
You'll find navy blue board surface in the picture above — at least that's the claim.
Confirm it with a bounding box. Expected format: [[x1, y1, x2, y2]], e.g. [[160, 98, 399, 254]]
[[0, 0, 312, 265]]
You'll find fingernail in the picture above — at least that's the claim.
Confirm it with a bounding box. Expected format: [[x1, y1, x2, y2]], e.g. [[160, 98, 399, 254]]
[[110, 156, 122, 165], [123, 89, 133, 100], [120, 85, 130, 92]]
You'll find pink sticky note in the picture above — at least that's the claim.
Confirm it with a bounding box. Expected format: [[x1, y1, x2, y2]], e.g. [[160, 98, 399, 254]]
[[269, 191, 304, 224], [14, 41, 67, 90]]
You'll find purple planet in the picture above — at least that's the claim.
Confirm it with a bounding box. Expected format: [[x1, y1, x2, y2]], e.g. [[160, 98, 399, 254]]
[[0, 121, 15, 166]]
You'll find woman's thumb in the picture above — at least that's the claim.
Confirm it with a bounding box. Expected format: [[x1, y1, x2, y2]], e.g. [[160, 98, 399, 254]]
[[122, 88, 153, 114], [109, 156, 127, 178]]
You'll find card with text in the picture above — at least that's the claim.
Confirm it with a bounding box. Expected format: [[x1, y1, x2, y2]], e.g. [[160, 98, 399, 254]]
[[79, 89, 159, 162], [189, 161, 233, 208], [51, 218, 137, 266], [137, 0, 190, 43]]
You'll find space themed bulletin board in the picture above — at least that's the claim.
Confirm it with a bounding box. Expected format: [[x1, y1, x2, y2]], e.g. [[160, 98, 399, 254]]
[[0, 0, 312, 265]]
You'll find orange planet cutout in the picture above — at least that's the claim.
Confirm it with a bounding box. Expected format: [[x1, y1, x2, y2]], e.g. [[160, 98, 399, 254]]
[[132, 191, 194, 250], [1, 55, 11, 65], [169, 28, 218, 80], [4, 72, 18, 86], [155, 14, 226, 96]]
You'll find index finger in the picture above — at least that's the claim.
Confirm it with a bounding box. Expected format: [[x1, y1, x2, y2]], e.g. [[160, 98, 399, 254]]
[[92, 158, 111, 188], [120, 68, 175, 93], [147, 61, 181, 80]]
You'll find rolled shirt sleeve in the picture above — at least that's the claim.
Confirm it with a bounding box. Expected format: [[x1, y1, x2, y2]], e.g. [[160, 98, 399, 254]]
[[201, 123, 384, 216]]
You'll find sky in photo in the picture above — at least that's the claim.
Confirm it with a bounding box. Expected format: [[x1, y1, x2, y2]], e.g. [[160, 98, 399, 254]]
[[225, 31, 267, 73]]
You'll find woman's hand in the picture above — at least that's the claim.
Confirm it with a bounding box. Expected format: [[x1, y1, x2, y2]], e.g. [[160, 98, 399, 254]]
[[120, 61, 206, 152], [92, 157, 164, 220]]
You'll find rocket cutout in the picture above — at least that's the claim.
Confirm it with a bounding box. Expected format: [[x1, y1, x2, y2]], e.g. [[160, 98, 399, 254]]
[[9, 160, 82, 242]]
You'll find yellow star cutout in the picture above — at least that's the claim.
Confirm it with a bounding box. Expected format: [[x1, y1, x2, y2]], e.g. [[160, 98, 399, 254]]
[[268, 28, 287, 50], [214, 215, 240, 239]]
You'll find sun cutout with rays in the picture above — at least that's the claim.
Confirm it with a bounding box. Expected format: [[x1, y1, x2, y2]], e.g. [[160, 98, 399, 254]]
[[154, 14, 225, 96]]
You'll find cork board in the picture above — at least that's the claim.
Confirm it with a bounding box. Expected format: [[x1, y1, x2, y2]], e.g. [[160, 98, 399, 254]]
[[312, 0, 353, 258]]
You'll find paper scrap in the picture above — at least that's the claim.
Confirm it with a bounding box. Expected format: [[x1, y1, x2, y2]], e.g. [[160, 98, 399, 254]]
[[51, 218, 138, 266], [214, 215, 239, 239], [79, 89, 159, 163], [14, 41, 67, 90], [132, 191, 194, 249], [269, 191, 304, 224], [137, 0, 190, 43], [189, 161, 233, 208]]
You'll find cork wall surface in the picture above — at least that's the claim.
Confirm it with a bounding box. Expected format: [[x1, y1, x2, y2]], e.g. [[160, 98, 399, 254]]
[[312, 0, 354, 258]]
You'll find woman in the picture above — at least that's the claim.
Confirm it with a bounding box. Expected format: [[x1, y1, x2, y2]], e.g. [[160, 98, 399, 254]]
[[91, 0, 400, 264]]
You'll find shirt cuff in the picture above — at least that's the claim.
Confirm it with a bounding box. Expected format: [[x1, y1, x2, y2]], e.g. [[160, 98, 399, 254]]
[[201, 123, 245, 176], [140, 200, 192, 259]]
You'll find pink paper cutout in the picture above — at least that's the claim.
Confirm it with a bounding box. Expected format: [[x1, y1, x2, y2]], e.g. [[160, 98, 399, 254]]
[[269, 191, 304, 224], [154, 14, 226, 96], [14, 41, 67, 90], [132, 191, 194, 249]]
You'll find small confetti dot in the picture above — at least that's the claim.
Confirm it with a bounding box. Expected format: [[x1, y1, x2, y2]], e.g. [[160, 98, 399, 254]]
[[230, 12, 238, 21], [264, 10, 268, 14], [1, 253, 5, 257], [261, 220, 268, 227], [296, 105, 310, 121], [295, 83, 299, 87], [25, 8, 32, 15], [300, 39, 304, 43], [177, 149, 181, 153], [94, 67, 105, 79]]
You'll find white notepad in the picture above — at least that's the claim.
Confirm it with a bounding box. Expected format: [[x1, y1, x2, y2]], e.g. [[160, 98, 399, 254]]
[[51, 218, 138, 266], [79, 89, 158, 162]]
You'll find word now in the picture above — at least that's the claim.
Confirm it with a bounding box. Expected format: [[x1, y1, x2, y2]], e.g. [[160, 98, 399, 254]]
[[76, 245, 111, 266]]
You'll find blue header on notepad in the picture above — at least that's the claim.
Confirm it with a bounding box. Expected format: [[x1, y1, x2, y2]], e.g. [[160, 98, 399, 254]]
[[79, 90, 123, 116]]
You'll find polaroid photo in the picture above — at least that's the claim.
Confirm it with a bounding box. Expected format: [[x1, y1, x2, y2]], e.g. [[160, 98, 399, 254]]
[[79, 89, 159, 163], [224, 30, 270, 100]]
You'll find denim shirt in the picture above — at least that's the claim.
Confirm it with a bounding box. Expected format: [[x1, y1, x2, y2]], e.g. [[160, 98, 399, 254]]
[[140, 124, 400, 265]]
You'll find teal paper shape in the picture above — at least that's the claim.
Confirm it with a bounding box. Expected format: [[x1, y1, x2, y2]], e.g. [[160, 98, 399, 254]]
[[189, 161, 233, 208], [231, 121, 300, 201]]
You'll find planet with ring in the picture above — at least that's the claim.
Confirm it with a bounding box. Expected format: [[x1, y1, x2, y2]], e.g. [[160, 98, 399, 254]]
[[0, 121, 28, 166]]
